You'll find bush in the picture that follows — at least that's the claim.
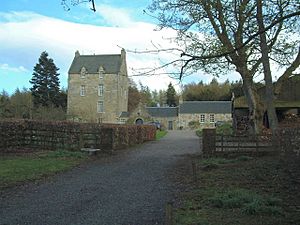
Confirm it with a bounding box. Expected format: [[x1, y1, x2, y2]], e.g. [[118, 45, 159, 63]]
[[188, 120, 200, 129], [196, 129, 203, 137], [216, 122, 233, 135]]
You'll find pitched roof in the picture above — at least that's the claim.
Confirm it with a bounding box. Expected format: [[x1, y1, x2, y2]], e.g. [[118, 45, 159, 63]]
[[68, 54, 122, 74], [146, 107, 178, 117], [119, 111, 130, 118], [179, 101, 232, 114]]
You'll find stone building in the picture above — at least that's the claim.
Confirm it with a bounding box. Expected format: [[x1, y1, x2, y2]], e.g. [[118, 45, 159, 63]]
[[67, 49, 129, 123], [178, 101, 232, 129], [125, 101, 232, 130]]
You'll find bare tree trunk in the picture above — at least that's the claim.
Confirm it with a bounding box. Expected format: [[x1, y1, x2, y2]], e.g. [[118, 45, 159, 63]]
[[257, 0, 278, 132], [242, 76, 264, 134]]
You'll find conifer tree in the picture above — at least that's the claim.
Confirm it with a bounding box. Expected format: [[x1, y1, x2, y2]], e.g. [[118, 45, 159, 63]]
[[166, 82, 177, 107], [30, 51, 60, 107]]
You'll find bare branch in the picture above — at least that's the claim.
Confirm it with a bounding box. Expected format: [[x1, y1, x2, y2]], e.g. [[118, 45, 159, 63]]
[[61, 0, 96, 12], [274, 46, 300, 95]]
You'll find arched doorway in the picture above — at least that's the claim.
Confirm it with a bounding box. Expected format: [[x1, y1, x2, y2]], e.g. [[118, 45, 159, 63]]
[[135, 118, 144, 125]]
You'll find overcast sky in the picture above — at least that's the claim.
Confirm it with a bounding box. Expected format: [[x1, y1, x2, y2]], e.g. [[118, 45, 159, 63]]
[[0, 0, 240, 95]]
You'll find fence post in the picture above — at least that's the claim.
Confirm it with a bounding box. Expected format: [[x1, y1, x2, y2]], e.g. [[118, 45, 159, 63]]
[[191, 160, 197, 182], [79, 130, 83, 150], [202, 128, 216, 157], [221, 134, 224, 152], [255, 135, 258, 152]]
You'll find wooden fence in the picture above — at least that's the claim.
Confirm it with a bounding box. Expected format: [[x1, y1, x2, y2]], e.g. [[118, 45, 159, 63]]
[[202, 127, 300, 157], [216, 135, 273, 152], [202, 128, 277, 157], [0, 120, 156, 153]]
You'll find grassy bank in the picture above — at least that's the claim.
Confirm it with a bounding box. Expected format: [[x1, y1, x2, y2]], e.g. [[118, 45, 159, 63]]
[[156, 130, 167, 140], [173, 155, 300, 225], [0, 150, 88, 189]]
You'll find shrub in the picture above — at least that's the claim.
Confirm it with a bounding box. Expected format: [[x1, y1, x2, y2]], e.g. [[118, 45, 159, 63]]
[[216, 122, 233, 135], [188, 120, 200, 129]]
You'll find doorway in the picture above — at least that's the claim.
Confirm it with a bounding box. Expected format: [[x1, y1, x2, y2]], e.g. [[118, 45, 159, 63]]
[[135, 118, 144, 125], [168, 121, 173, 130]]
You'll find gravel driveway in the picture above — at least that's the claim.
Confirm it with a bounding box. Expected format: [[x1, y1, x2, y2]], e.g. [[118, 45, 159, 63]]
[[0, 130, 200, 225]]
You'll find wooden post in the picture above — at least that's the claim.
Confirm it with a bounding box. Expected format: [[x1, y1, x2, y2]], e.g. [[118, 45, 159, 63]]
[[192, 160, 197, 182], [255, 135, 258, 152], [51, 130, 55, 150], [202, 128, 216, 157], [221, 134, 224, 152], [79, 131, 83, 150]]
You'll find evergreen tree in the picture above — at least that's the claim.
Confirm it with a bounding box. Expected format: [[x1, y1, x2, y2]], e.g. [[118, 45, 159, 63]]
[[0, 90, 12, 118], [30, 51, 60, 107], [166, 82, 177, 107]]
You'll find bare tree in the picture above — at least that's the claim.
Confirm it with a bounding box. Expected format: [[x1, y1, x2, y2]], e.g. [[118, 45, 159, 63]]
[[146, 0, 300, 134], [256, 0, 278, 131]]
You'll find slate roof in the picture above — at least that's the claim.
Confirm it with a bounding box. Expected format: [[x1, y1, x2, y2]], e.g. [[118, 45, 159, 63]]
[[179, 101, 232, 114], [68, 54, 122, 74], [119, 111, 130, 118], [146, 107, 178, 117]]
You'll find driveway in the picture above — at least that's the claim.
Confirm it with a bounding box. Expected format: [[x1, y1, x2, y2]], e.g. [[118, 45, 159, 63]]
[[0, 130, 200, 225]]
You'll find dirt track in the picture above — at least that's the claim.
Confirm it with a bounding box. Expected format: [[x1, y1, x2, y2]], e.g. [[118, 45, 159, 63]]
[[0, 130, 200, 225]]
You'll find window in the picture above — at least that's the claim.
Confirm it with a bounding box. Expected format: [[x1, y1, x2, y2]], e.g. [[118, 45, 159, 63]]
[[119, 118, 126, 124], [97, 101, 104, 113], [200, 114, 205, 123], [98, 84, 104, 97], [99, 66, 104, 79], [80, 67, 86, 78], [209, 114, 215, 123], [97, 118, 103, 123], [80, 85, 85, 96]]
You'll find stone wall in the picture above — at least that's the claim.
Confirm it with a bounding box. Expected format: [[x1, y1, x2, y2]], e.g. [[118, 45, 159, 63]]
[[179, 113, 232, 129]]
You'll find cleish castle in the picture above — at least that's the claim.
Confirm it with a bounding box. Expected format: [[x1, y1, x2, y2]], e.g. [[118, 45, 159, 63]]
[[67, 49, 129, 123]]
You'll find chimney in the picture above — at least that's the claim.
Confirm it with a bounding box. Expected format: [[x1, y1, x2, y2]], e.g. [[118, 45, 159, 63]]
[[121, 48, 126, 59], [75, 50, 80, 58]]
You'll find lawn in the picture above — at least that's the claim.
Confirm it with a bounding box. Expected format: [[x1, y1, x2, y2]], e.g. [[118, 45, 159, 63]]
[[172, 154, 300, 225], [0, 150, 88, 189], [156, 130, 168, 140]]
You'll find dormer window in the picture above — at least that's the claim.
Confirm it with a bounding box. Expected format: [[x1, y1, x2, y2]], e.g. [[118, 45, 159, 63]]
[[80, 67, 87, 78], [98, 66, 104, 79]]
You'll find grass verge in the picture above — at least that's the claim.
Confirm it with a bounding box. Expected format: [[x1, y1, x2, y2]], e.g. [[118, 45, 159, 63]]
[[173, 155, 300, 225], [0, 150, 88, 189], [156, 130, 167, 140]]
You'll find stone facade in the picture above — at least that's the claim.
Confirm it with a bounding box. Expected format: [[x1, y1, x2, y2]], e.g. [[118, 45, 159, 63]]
[[178, 113, 232, 129], [67, 49, 128, 123], [153, 116, 178, 130], [125, 101, 232, 130], [178, 101, 232, 130]]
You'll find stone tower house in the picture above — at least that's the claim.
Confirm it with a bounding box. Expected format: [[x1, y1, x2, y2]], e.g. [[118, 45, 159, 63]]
[[67, 49, 129, 123]]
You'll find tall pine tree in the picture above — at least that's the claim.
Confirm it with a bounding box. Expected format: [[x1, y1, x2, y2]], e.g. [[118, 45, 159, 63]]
[[166, 82, 177, 107], [30, 51, 60, 107]]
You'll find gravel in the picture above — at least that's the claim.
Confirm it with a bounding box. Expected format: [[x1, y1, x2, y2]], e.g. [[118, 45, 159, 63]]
[[0, 130, 200, 225]]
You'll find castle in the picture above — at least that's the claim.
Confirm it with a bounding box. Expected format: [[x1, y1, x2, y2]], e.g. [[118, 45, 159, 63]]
[[67, 49, 129, 123]]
